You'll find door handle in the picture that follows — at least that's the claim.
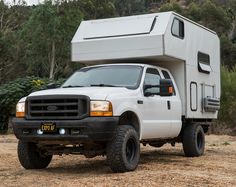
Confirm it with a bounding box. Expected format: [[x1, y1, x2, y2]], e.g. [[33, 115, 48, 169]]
[[137, 100, 143, 104], [167, 100, 171, 110]]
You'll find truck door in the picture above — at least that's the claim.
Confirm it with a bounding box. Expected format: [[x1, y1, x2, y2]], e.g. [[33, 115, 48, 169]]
[[141, 68, 172, 139], [161, 70, 182, 138]]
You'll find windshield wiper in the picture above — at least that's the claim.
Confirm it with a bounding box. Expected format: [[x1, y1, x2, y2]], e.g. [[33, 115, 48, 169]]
[[62, 85, 84, 88], [90, 84, 119, 87]]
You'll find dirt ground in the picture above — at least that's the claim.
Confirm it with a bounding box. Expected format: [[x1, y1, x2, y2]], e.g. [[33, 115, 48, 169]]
[[0, 135, 235, 187]]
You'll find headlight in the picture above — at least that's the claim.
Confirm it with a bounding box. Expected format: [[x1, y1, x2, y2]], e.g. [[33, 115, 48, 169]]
[[16, 102, 25, 118], [90, 101, 113, 116]]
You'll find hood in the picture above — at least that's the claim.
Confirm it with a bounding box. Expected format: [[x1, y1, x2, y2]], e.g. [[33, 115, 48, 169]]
[[28, 87, 133, 100]]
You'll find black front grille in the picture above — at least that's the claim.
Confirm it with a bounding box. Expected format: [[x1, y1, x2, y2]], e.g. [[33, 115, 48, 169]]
[[26, 95, 89, 120]]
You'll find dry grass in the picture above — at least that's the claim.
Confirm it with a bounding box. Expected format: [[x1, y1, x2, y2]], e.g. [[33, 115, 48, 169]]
[[0, 135, 235, 187]]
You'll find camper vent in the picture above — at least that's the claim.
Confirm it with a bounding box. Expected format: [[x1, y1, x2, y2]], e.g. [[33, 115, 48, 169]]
[[203, 96, 220, 112], [198, 52, 212, 74]]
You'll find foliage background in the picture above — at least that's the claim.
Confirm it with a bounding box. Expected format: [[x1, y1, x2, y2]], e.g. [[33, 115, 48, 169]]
[[0, 0, 236, 134]]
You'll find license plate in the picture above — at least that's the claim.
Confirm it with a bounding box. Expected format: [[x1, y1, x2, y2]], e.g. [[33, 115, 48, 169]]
[[41, 123, 56, 132]]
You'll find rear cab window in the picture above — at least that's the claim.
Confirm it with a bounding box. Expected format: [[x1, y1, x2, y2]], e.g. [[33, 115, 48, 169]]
[[161, 70, 176, 95]]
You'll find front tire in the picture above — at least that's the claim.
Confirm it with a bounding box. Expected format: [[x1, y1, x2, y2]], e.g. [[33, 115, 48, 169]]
[[106, 125, 140, 173], [18, 141, 52, 169], [182, 124, 205, 157]]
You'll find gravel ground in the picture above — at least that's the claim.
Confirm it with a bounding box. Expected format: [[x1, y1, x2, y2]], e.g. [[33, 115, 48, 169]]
[[0, 135, 235, 187]]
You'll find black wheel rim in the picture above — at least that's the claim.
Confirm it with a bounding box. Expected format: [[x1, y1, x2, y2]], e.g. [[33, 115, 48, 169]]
[[126, 137, 137, 162], [197, 131, 203, 150]]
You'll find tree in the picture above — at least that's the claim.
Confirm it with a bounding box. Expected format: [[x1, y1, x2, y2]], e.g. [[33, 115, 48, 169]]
[[20, 1, 84, 80], [220, 35, 236, 68], [227, 0, 236, 42], [199, 0, 231, 35], [159, 0, 184, 14], [19, 0, 116, 80], [114, 0, 146, 16], [0, 1, 31, 85], [73, 0, 115, 19], [20, 2, 61, 79], [186, 2, 201, 21]]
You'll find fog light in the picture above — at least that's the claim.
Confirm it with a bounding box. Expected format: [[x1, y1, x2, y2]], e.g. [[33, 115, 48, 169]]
[[71, 129, 80, 135], [59, 128, 66, 135], [37, 129, 43, 135]]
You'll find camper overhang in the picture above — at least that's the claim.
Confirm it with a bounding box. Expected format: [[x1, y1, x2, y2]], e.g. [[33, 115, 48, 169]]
[[71, 12, 172, 63]]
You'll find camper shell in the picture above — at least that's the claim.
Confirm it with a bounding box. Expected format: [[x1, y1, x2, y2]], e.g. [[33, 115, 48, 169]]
[[72, 11, 221, 120]]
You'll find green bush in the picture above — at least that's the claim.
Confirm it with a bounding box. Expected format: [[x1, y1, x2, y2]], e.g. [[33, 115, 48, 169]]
[[0, 76, 65, 133], [218, 66, 236, 134]]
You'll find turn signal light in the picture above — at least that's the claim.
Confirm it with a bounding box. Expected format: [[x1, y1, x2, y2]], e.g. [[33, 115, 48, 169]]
[[16, 102, 25, 118], [90, 111, 113, 117], [90, 101, 113, 117], [16, 112, 25, 118], [168, 86, 173, 94]]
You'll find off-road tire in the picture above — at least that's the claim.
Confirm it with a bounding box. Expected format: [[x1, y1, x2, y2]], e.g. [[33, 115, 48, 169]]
[[106, 125, 140, 173], [182, 124, 205, 157], [18, 141, 52, 169]]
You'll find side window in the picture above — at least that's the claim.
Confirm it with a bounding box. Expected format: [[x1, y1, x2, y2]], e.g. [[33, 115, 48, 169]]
[[161, 70, 176, 95], [162, 70, 171, 79], [171, 18, 184, 39], [144, 68, 160, 95], [198, 52, 211, 74]]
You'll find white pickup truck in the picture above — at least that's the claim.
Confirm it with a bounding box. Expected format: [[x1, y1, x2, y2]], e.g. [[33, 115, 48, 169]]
[[13, 12, 220, 172]]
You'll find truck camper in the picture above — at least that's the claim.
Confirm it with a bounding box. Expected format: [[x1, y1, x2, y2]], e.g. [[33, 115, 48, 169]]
[[13, 12, 220, 172]]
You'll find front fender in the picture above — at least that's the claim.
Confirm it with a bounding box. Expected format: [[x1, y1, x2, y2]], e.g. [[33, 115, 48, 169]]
[[111, 100, 143, 140]]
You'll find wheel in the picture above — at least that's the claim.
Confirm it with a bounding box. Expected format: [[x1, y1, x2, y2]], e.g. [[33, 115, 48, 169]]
[[17, 141, 52, 169], [106, 125, 140, 173], [182, 124, 205, 157]]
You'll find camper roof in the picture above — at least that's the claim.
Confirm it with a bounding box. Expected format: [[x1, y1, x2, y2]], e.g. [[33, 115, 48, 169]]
[[71, 11, 217, 63]]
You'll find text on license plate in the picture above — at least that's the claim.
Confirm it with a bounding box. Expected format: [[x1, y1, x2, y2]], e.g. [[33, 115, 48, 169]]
[[41, 123, 56, 132]]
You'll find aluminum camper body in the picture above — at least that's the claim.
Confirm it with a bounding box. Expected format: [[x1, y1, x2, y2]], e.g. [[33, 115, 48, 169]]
[[71, 11, 221, 120]]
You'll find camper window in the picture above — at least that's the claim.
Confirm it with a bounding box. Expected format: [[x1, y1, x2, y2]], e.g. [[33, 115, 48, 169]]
[[171, 18, 184, 39], [198, 52, 211, 74]]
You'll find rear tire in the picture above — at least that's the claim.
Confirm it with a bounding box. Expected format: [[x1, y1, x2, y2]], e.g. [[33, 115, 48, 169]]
[[106, 125, 140, 173], [18, 141, 52, 169], [182, 124, 205, 157]]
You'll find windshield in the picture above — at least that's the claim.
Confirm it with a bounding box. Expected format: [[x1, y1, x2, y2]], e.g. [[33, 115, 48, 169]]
[[62, 65, 143, 89]]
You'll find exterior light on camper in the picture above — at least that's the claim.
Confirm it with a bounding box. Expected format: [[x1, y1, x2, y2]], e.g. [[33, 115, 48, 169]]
[[16, 102, 25, 118], [90, 101, 113, 117]]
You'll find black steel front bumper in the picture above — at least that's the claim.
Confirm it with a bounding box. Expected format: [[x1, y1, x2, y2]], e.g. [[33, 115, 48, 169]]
[[12, 117, 119, 143]]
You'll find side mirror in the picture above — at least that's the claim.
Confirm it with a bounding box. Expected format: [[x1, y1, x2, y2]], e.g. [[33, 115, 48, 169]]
[[143, 84, 159, 97], [160, 79, 174, 97], [143, 79, 174, 97], [46, 83, 57, 89]]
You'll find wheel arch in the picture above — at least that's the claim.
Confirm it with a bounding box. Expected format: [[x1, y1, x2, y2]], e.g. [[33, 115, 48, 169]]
[[118, 111, 141, 139]]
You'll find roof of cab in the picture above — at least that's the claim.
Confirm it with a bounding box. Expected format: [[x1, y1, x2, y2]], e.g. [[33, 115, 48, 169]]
[[80, 63, 168, 71]]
